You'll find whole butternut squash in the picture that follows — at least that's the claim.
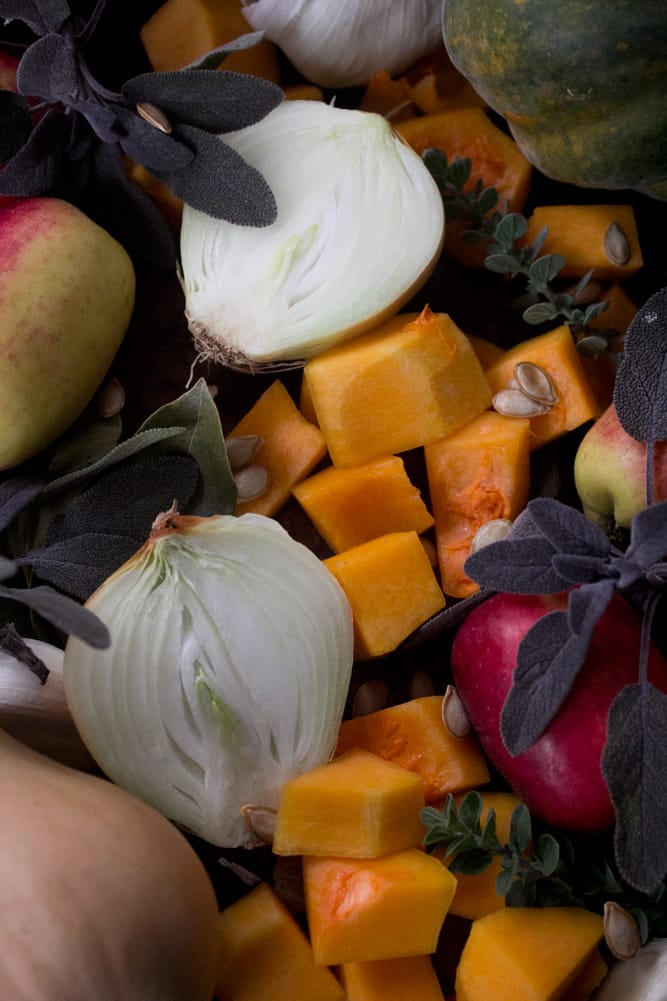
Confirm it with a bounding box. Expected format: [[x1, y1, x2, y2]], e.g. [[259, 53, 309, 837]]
[[0, 729, 221, 1001]]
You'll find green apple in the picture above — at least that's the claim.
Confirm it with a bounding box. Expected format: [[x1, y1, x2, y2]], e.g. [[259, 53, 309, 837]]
[[573, 403, 667, 530], [0, 197, 136, 469]]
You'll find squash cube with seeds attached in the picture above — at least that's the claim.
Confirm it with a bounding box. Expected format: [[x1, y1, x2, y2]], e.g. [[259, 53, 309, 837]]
[[302, 306, 492, 467], [303, 848, 457, 965], [324, 531, 446, 660], [272, 748, 426, 858]]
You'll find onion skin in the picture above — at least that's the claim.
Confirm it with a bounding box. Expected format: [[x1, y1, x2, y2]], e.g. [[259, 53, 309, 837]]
[[0, 729, 221, 1001]]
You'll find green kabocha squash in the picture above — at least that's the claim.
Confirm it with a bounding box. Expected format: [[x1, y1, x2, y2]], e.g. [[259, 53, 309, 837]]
[[442, 0, 667, 199]]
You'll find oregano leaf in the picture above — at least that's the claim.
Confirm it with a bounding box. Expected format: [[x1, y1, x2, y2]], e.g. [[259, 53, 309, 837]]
[[509, 803, 532, 853], [613, 285, 667, 444], [528, 253, 565, 286], [523, 301, 559, 325], [602, 682, 667, 892]]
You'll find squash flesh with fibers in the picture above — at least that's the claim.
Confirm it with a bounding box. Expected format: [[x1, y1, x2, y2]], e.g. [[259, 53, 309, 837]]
[[442, 0, 667, 199], [0, 730, 220, 1001], [324, 531, 447, 660], [334, 695, 490, 803], [292, 455, 434, 553], [425, 410, 531, 598], [454, 906, 604, 1001], [302, 306, 493, 468], [215, 882, 345, 1001], [272, 748, 426, 858], [303, 849, 457, 965], [484, 325, 601, 449]]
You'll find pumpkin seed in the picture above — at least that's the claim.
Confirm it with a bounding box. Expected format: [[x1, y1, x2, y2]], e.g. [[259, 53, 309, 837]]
[[234, 463, 270, 501], [226, 434, 264, 471], [603, 221, 631, 267], [441, 684, 471, 739], [95, 376, 125, 418], [514, 361, 558, 406], [135, 101, 172, 134], [409, 670, 436, 700], [240, 804, 277, 844], [470, 518, 513, 553], [492, 388, 551, 418], [352, 678, 390, 717], [603, 900, 641, 960]]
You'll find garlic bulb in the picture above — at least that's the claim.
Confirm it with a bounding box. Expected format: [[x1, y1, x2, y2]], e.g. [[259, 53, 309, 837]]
[[594, 939, 667, 1001], [240, 0, 444, 88], [63, 511, 354, 848], [180, 100, 444, 370]]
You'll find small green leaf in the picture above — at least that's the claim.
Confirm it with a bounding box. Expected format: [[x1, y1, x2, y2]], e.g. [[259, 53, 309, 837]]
[[447, 156, 472, 190], [509, 804, 533, 853], [523, 301, 559, 325], [528, 253, 565, 286], [485, 252, 521, 275], [534, 833, 560, 876]]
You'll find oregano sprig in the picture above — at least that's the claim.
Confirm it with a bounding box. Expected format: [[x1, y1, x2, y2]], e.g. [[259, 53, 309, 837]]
[[422, 149, 616, 357], [422, 792, 667, 938]]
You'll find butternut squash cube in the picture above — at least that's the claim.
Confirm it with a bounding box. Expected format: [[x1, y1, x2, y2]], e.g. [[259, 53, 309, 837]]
[[292, 456, 434, 553], [324, 532, 447, 660], [303, 849, 457, 965], [338, 955, 446, 1001], [454, 906, 604, 1001], [272, 748, 426, 858], [302, 306, 493, 467], [524, 204, 643, 281], [560, 950, 608, 1001], [485, 325, 602, 450], [140, 0, 281, 80], [443, 792, 525, 920], [229, 379, 327, 517], [215, 882, 345, 1001], [424, 411, 531, 597], [334, 696, 490, 803]]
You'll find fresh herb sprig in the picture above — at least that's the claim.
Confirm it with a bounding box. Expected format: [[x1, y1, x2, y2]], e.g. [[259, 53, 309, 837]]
[[422, 149, 617, 359], [422, 792, 667, 941]]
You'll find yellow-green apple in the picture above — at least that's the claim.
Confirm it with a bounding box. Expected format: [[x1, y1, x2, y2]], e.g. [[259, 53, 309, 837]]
[[0, 197, 135, 469], [574, 404, 667, 531], [451, 590, 667, 833]]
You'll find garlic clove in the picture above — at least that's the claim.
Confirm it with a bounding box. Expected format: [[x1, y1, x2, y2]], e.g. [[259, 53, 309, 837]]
[[0, 639, 95, 770]]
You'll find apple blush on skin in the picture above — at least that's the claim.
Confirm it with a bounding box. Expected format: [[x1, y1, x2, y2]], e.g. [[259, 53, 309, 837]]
[[451, 589, 667, 834]]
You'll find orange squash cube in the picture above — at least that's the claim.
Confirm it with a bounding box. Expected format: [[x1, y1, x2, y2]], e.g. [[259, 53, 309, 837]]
[[455, 906, 604, 1001], [302, 306, 493, 467], [424, 410, 531, 597], [215, 882, 345, 1001], [292, 456, 434, 553], [303, 849, 457, 965], [338, 955, 446, 1001], [524, 204, 643, 281], [272, 749, 426, 858], [141, 0, 281, 80], [485, 325, 602, 449], [229, 379, 327, 517], [334, 696, 490, 803], [324, 532, 447, 659], [560, 949, 608, 1001]]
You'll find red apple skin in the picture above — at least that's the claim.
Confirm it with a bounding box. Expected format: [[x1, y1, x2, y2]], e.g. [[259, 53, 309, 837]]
[[574, 403, 667, 530], [451, 590, 667, 833]]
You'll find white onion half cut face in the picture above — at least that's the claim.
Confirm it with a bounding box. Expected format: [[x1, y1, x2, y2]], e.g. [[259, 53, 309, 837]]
[[179, 100, 445, 370]]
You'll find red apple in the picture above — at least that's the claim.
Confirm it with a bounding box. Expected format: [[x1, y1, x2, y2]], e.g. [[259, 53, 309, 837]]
[[451, 590, 667, 833], [574, 403, 667, 531]]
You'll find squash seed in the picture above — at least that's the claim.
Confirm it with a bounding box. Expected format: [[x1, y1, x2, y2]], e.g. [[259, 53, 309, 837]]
[[603, 220, 631, 266], [470, 518, 513, 553], [234, 464, 270, 501], [240, 804, 277, 844], [135, 101, 172, 134], [95, 376, 125, 418], [442, 684, 471, 739], [514, 361, 558, 407], [492, 388, 551, 418], [226, 434, 264, 471], [603, 901, 641, 961], [352, 678, 390, 717]]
